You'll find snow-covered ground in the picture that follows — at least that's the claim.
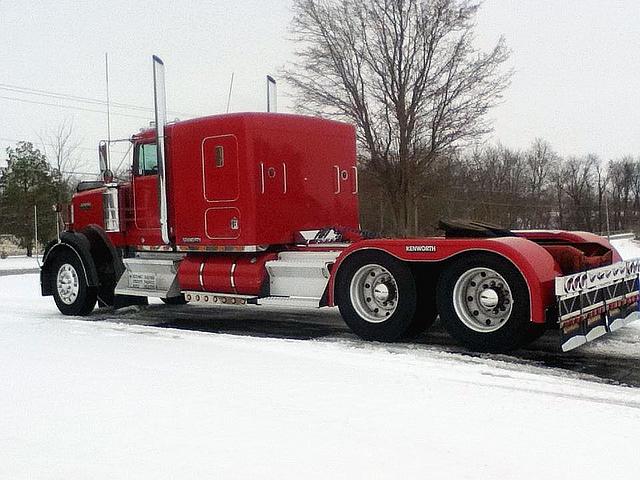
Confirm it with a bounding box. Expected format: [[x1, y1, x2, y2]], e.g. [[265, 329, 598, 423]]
[[0, 255, 40, 271], [609, 235, 640, 261], [1, 239, 640, 479]]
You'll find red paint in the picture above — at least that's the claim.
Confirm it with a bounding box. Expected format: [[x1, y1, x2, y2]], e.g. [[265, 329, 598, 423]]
[[71, 189, 104, 229], [517, 230, 622, 262], [178, 252, 277, 295]]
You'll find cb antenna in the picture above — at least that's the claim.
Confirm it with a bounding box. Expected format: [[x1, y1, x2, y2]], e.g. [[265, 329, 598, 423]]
[[226, 72, 235, 113], [104, 52, 111, 171], [267, 75, 277, 113]]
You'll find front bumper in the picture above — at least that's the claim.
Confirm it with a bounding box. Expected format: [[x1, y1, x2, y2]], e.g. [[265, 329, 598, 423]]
[[555, 260, 640, 352]]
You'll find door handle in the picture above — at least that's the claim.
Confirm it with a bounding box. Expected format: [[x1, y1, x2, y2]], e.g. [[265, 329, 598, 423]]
[[352, 166, 358, 194]]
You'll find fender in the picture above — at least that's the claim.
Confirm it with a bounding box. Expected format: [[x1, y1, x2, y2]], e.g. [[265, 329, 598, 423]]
[[80, 224, 125, 280], [40, 231, 100, 296], [327, 237, 563, 324], [516, 230, 622, 262]]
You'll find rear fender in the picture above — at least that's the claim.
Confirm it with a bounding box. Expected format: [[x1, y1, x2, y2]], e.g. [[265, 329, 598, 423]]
[[328, 237, 563, 324]]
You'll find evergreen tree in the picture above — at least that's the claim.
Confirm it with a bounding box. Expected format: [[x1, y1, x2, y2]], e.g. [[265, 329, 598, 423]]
[[0, 142, 62, 256]]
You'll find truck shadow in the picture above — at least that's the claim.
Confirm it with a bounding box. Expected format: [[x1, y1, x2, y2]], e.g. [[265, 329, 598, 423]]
[[94, 303, 640, 389]]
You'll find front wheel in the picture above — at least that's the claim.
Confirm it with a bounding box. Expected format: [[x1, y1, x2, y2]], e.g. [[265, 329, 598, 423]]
[[51, 250, 97, 316], [436, 253, 533, 352], [336, 251, 418, 342]]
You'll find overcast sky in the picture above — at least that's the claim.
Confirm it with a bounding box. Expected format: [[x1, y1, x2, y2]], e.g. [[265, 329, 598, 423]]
[[1, 0, 639, 173]]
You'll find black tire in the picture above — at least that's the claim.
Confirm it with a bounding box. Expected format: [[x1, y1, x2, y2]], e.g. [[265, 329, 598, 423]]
[[336, 251, 417, 342], [436, 253, 532, 352], [50, 250, 97, 316], [161, 295, 187, 305]]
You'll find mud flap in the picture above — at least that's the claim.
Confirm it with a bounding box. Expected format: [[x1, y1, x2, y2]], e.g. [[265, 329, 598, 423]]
[[556, 261, 640, 352]]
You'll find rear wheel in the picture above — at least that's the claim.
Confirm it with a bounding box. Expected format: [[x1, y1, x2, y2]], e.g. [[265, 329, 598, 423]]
[[336, 251, 417, 342], [51, 250, 97, 316], [436, 253, 533, 352]]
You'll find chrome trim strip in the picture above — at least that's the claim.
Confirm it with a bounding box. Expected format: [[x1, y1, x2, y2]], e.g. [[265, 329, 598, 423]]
[[282, 162, 287, 194], [135, 245, 174, 252], [199, 262, 205, 290], [176, 245, 268, 253], [260, 162, 265, 194], [555, 260, 640, 296], [352, 166, 358, 194], [230, 260, 237, 293]]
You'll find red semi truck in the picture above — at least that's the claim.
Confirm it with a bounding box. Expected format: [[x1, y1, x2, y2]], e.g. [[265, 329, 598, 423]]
[[40, 57, 640, 352]]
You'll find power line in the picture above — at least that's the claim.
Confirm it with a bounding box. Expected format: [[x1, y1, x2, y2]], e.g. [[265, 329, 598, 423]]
[[0, 82, 197, 118], [0, 137, 129, 155], [0, 94, 153, 120]]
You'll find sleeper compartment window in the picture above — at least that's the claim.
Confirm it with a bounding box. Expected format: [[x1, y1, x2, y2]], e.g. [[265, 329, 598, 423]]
[[215, 146, 224, 167]]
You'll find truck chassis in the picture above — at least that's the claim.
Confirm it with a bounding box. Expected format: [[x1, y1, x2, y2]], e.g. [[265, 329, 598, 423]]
[[39, 56, 640, 353]]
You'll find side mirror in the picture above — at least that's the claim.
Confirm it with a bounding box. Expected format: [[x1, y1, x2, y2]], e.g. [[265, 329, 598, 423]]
[[98, 140, 108, 173], [103, 169, 114, 183]]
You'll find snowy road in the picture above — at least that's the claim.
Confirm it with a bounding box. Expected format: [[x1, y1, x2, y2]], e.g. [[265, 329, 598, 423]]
[[2, 239, 640, 478], [0, 255, 40, 276]]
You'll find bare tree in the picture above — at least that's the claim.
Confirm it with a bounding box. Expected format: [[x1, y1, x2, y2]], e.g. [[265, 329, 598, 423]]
[[608, 157, 635, 231], [593, 156, 608, 233], [524, 138, 558, 228], [285, 0, 511, 235], [38, 118, 84, 184], [558, 155, 596, 230]]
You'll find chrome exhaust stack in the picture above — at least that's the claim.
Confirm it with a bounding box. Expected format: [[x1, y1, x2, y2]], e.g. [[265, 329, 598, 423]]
[[152, 55, 170, 245]]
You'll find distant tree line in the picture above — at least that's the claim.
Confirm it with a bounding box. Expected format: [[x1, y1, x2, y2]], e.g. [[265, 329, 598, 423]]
[[286, 0, 640, 237], [359, 138, 640, 236]]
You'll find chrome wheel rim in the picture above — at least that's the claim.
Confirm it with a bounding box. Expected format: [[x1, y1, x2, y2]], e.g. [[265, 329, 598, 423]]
[[56, 263, 79, 305], [452, 267, 513, 333], [349, 264, 398, 323]]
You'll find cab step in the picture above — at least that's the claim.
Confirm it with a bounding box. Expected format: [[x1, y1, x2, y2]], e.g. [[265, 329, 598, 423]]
[[257, 296, 322, 309]]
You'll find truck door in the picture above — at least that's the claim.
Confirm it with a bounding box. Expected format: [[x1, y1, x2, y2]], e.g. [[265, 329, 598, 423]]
[[202, 135, 241, 239], [133, 142, 161, 231]]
